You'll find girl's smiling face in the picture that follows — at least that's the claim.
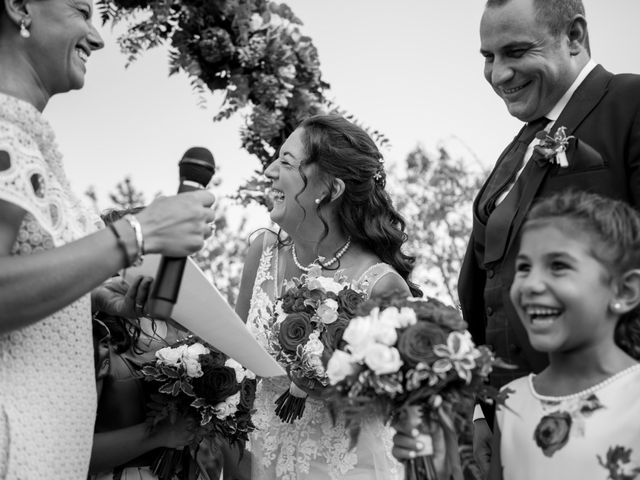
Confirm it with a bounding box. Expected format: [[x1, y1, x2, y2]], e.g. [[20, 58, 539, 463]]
[[510, 220, 618, 354]]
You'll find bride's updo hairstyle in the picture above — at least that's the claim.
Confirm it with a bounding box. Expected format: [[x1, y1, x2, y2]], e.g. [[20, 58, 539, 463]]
[[296, 114, 422, 297]]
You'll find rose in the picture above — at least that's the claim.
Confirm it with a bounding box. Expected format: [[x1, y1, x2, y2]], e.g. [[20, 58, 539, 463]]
[[337, 288, 365, 316], [397, 321, 447, 367], [183, 356, 204, 378], [411, 299, 467, 331], [307, 275, 343, 294], [316, 299, 339, 325], [302, 333, 324, 357], [373, 308, 399, 346], [155, 344, 187, 366], [342, 315, 376, 359], [533, 411, 572, 457], [182, 343, 210, 377], [323, 315, 350, 349], [199, 350, 226, 369], [303, 354, 326, 378], [238, 378, 257, 411], [213, 399, 238, 420], [225, 358, 248, 383], [278, 312, 313, 353], [326, 350, 359, 384], [192, 365, 240, 405], [281, 292, 310, 313], [396, 307, 418, 328], [363, 344, 403, 375]]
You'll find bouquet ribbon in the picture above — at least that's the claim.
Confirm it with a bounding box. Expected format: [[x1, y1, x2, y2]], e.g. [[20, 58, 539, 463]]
[[274, 382, 308, 423]]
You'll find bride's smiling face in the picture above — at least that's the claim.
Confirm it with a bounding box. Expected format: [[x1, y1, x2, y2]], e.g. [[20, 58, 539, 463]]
[[264, 128, 326, 232]]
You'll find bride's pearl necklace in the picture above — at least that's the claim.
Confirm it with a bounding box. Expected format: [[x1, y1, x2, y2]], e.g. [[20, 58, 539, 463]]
[[291, 237, 352, 272]]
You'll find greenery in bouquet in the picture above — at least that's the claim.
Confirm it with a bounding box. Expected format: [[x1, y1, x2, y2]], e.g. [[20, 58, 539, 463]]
[[267, 264, 366, 423], [140, 337, 257, 480], [325, 294, 511, 480]]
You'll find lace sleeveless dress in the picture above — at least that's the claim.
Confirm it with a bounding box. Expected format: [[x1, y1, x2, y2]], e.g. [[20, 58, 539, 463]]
[[246, 234, 403, 479], [0, 93, 102, 479]]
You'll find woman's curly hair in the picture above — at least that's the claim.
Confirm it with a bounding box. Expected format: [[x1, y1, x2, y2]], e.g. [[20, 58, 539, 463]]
[[286, 114, 421, 297]]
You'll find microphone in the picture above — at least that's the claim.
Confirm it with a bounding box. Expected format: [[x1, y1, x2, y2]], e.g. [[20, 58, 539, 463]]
[[147, 147, 215, 320]]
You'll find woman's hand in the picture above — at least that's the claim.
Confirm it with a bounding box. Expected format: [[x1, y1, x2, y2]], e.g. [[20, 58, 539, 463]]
[[92, 275, 152, 319], [154, 415, 198, 449], [391, 405, 461, 478], [136, 190, 216, 257]]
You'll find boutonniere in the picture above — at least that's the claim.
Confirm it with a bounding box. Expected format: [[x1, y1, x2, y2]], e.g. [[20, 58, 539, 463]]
[[533, 126, 574, 168]]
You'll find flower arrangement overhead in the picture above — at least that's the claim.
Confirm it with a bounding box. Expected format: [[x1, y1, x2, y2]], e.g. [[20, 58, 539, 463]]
[[98, 0, 388, 204]]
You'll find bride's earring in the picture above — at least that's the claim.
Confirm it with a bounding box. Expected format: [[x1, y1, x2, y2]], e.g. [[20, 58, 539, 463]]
[[611, 301, 623, 313], [19, 18, 30, 39], [314, 198, 321, 205]]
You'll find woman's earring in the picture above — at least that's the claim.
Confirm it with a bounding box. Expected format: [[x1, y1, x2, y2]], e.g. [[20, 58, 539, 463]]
[[611, 301, 623, 313], [19, 18, 30, 39], [314, 198, 321, 205]]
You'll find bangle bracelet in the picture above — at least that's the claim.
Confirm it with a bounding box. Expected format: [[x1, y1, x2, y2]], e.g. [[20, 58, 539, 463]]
[[108, 223, 132, 268], [122, 214, 145, 262]]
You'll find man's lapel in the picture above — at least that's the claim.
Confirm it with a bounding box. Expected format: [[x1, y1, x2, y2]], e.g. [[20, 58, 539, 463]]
[[484, 65, 612, 267]]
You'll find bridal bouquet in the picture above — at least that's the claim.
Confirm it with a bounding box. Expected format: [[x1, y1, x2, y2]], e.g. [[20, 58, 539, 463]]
[[268, 265, 366, 423], [325, 294, 509, 480], [141, 338, 257, 480]]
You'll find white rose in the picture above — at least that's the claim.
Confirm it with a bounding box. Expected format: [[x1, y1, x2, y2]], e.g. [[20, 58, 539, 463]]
[[304, 354, 326, 377], [213, 401, 236, 420], [397, 307, 418, 328], [184, 343, 209, 362], [245, 369, 256, 380], [225, 391, 242, 408], [307, 276, 343, 294], [316, 299, 339, 324], [183, 356, 204, 378], [303, 336, 324, 357], [155, 344, 187, 366], [326, 350, 359, 384], [363, 344, 403, 375], [372, 309, 398, 346], [225, 358, 246, 383], [249, 12, 263, 30]]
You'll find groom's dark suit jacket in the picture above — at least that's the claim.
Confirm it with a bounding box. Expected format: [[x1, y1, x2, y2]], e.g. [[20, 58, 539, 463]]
[[459, 64, 640, 388]]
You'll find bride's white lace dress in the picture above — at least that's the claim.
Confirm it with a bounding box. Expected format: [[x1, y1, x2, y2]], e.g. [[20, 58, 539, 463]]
[[246, 234, 403, 479]]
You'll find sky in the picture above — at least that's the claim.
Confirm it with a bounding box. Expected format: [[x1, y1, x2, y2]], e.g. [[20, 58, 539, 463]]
[[44, 0, 640, 208]]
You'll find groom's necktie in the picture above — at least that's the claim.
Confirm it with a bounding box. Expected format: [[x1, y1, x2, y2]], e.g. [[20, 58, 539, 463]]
[[479, 117, 549, 220], [481, 117, 549, 265]]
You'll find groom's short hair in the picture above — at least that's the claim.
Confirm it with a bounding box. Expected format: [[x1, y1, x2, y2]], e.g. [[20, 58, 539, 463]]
[[485, 0, 589, 53]]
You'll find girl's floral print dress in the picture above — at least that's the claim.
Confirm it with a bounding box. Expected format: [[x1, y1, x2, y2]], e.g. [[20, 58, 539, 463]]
[[496, 364, 640, 480]]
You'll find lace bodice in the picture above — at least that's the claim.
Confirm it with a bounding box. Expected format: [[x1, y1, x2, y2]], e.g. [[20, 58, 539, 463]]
[[0, 92, 102, 479], [246, 233, 403, 479]]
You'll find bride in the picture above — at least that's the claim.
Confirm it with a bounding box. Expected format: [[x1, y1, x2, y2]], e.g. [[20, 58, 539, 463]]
[[234, 114, 422, 479]]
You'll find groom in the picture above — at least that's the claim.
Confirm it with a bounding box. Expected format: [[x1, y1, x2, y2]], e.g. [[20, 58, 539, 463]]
[[459, 0, 640, 467]]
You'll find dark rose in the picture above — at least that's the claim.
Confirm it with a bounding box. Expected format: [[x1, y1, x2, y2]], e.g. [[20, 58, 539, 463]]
[[411, 298, 467, 331], [397, 322, 447, 367], [533, 411, 572, 457], [198, 350, 226, 370], [238, 378, 257, 412], [278, 312, 313, 353], [192, 366, 240, 405], [323, 315, 350, 350], [337, 288, 365, 316]]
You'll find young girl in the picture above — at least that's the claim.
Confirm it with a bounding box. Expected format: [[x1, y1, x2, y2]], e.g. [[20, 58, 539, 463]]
[[489, 191, 640, 480]]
